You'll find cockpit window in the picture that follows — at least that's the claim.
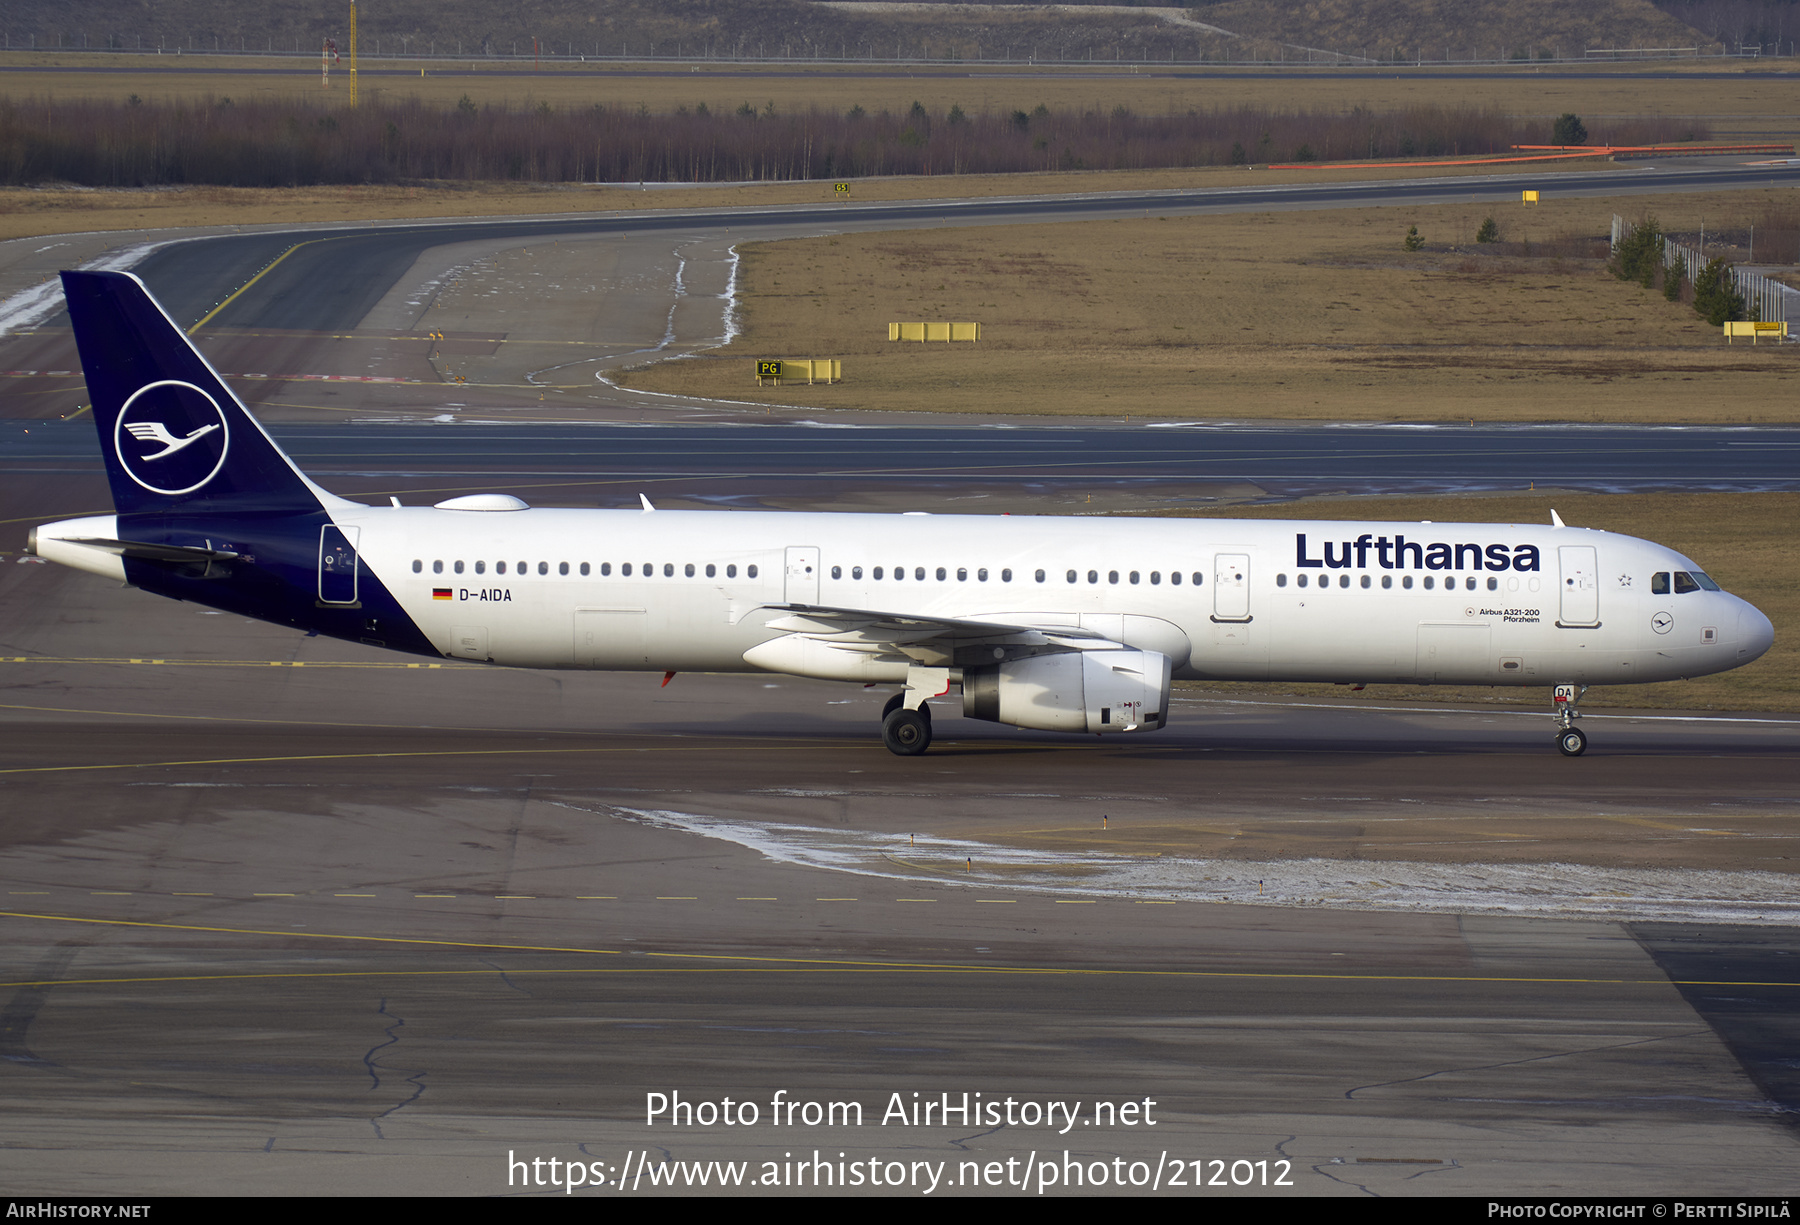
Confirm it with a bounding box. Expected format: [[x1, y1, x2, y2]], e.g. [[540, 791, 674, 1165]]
[[1691, 571, 1721, 591], [1673, 572, 1700, 594], [1651, 572, 1670, 595]]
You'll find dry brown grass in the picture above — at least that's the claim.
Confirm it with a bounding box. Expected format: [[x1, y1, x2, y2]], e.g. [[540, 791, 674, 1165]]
[[618, 187, 1800, 422], [1168, 491, 1798, 711]]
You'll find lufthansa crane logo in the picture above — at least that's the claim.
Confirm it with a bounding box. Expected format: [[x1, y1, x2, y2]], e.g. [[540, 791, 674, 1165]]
[[114, 380, 231, 496]]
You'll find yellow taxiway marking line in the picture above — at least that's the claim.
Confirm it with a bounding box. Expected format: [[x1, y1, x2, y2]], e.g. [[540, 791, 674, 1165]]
[[896, 899, 937, 903], [336, 894, 376, 898], [189, 240, 322, 333], [737, 897, 777, 901], [1054, 899, 1097, 904], [656, 896, 697, 901], [577, 896, 617, 900], [0, 736, 847, 777], [816, 898, 856, 902], [975, 899, 1016, 904], [2, 910, 1796, 990], [414, 894, 455, 899]]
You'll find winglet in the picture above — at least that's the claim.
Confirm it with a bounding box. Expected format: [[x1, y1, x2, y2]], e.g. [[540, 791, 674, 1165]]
[[639, 494, 655, 512], [1550, 509, 1566, 528]]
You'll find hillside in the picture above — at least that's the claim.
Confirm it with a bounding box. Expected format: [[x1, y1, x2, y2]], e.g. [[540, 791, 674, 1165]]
[[1197, 0, 1719, 58], [0, 0, 1720, 63]]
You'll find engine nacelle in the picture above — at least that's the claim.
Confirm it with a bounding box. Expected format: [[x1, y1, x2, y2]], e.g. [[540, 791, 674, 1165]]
[[962, 649, 1171, 734]]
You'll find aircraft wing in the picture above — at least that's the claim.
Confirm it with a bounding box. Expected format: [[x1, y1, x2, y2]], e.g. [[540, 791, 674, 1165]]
[[756, 602, 1116, 669]]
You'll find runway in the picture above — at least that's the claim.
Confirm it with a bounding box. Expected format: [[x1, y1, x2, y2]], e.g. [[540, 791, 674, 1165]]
[[2, 165, 1798, 1196], [7, 420, 1800, 506], [2, 462, 1798, 1196]]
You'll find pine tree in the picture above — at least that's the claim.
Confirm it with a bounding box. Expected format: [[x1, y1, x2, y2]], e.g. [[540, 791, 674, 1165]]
[[1692, 258, 1746, 326], [1475, 216, 1499, 243], [1403, 225, 1424, 252], [1611, 217, 1662, 286]]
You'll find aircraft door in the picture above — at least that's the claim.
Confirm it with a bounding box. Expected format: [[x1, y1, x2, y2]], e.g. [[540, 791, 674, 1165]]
[[1557, 545, 1600, 626], [785, 546, 820, 605], [1212, 553, 1250, 622], [318, 525, 360, 606]]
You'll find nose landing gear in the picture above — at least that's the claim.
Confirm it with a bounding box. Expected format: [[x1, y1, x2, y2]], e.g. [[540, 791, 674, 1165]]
[[1553, 683, 1588, 756]]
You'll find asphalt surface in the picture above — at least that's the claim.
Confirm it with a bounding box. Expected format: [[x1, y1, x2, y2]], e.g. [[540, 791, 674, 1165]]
[[7, 420, 1800, 505], [2, 165, 1798, 1196], [2, 461, 1798, 1196]]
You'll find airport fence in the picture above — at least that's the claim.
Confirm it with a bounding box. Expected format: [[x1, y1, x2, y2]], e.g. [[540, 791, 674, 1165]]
[[1611, 215, 1796, 324], [0, 36, 1788, 68]]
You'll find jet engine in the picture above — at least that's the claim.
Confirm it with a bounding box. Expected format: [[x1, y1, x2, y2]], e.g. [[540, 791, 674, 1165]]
[[962, 648, 1171, 734]]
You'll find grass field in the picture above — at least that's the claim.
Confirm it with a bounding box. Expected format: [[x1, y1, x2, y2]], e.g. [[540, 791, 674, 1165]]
[[1166, 490, 1796, 711], [617, 186, 1800, 422]]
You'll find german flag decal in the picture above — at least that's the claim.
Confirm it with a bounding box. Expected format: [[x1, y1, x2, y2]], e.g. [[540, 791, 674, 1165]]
[[432, 588, 452, 600]]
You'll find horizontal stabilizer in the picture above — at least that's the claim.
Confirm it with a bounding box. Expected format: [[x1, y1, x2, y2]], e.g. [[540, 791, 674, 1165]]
[[62, 537, 240, 563]]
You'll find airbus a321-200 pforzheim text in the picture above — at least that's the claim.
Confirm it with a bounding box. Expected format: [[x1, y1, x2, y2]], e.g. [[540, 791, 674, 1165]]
[[28, 272, 1775, 756]]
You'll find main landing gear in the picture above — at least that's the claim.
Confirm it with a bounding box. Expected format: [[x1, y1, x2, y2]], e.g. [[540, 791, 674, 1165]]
[[881, 692, 932, 756], [1553, 683, 1588, 756]]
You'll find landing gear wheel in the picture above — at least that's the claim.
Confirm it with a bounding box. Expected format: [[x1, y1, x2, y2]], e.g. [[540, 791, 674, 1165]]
[[882, 708, 932, 756], [1556, 727, 1588, 757]]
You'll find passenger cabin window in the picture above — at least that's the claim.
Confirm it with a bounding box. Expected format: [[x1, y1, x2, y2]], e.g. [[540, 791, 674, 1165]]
[[412, 560, 422, 573], [748, 564, 758, 579]]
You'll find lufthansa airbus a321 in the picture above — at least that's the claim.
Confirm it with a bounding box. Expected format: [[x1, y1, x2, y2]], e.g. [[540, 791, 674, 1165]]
[[28, 271, 1775, 756]]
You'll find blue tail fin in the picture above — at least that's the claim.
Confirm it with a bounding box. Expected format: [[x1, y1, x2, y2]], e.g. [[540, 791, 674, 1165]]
[[60, 270, 327, 517]]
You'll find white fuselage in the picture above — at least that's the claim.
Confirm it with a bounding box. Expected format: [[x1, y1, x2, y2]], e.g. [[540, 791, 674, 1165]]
[[314, 505, 1768, 688]]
